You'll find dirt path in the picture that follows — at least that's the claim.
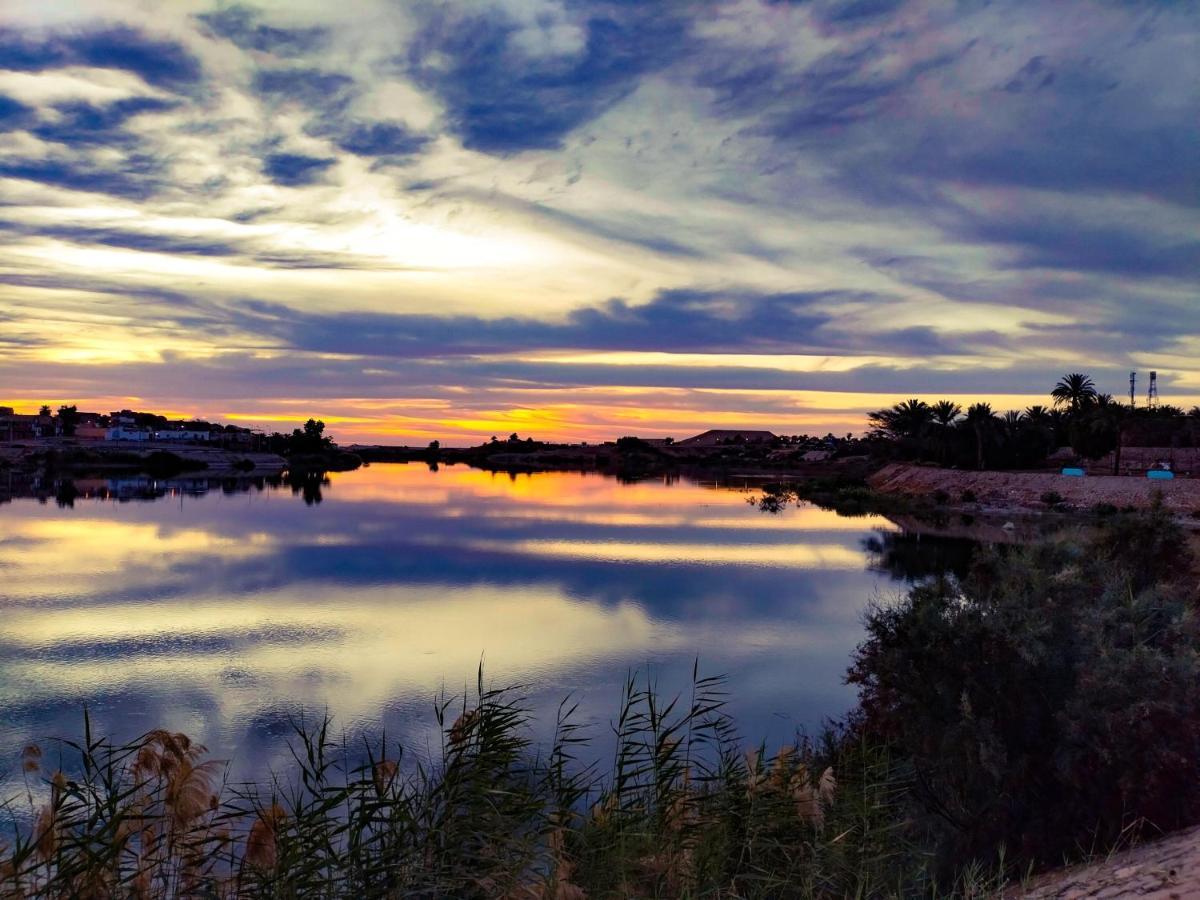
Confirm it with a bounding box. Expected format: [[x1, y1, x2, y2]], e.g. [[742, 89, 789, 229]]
[[1013, 826, 1200, 898]]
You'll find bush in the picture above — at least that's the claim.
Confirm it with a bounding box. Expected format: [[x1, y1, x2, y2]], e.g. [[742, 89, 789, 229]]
[[960, 489, 977, 503], [932, 489, 950, 505], [1091, 502, 1119, 517], [232, 457, 256, 472], [849, 508, 1200, 876], [1039, 490, 1064, 506]]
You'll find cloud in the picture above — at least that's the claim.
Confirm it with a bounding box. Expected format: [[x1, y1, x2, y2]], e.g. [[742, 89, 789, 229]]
[[406, 2, 691, 153], [0, 26, 203, 93], [252, 66, 357, 112], [30, 96, 178, 146], [0, 94, 33, 129], [225, 287, 994, 361], [0, 154, 166, 199], [0, 1, 1197, 439], [328, 120, 431, 159], [261, 151, 336, 186], [195, 4, 328, 56]]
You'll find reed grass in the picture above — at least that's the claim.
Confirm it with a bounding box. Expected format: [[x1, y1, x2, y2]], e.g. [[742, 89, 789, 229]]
[[0, 664, 991, 899]]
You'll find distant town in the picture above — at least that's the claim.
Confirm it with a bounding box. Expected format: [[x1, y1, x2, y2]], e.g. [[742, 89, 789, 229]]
[[0, 405, 259, 447]]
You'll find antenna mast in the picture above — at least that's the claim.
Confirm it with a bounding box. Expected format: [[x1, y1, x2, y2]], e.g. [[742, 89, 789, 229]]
[[1129, 371, 1136, 408], [1148, 371, 1159, 409]]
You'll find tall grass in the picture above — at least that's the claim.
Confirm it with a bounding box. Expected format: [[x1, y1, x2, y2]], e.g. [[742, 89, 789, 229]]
[[1, 665, 962, 899]]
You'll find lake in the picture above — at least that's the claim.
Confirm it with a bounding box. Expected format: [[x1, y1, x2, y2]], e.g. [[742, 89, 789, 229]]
[[0, 463, 947, 789]]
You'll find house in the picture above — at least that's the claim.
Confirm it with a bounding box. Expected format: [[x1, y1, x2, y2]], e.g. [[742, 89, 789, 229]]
[[154, 427, 211, 442], [676, 429, 778, 447], [0, 410, 40, 441], [106, 426, 152, 442]]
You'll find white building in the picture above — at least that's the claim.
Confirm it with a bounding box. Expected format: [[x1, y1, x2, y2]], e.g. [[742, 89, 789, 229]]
[[154, 429, 211, 442], [106, 426, 151, 442]]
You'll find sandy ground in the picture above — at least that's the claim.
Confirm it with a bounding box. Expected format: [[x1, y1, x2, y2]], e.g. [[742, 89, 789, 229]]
[[1012, 826, 1200, 898], [869, 463, 1200, 515]]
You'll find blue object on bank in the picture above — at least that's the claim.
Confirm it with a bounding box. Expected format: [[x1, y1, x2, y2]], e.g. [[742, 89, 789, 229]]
[[1148, 469, 1175, 480], [1061, 467, 1085, 477]]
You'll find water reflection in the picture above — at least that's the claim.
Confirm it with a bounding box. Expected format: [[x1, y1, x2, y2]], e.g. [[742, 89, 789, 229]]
[[0, 464, 958, 789]]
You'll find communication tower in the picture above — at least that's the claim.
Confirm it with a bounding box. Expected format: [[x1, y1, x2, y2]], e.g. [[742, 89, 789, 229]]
[[1148, 371, 1159, 408], [1129, 371, 1136, 408]]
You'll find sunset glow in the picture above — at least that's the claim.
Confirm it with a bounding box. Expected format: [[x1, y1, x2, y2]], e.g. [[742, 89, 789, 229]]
[[1, 1, 1196, 440]]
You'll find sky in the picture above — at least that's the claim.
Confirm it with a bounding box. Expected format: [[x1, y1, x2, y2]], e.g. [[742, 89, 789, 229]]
[[0, 0, 1197, 445]]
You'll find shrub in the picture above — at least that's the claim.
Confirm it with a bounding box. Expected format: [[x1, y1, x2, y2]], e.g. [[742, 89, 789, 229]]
[[960, 489, 977, 503], [932, 489, 951, 505], [1091, 502, 1119, 517], [1039, 490, 1064, 506], [849, 508, 1200, 876], [232, 457, 256, 472]]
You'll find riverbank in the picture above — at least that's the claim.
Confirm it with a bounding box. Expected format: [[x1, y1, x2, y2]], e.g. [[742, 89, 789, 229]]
[[1013, 824, 1200, 898], [869, 462, 1200, 517], [352, 440, 876, 481]]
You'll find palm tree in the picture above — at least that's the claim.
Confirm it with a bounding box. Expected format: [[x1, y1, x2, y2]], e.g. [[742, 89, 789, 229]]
[[930, 401, 962, 464], [1051, 373, 1097, 413], [965, 403, 995, 470], [868, 400, 933, 459], [931, 401, 962, 427]]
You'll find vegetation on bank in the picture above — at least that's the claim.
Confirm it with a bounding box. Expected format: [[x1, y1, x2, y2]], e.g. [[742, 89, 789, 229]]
[[4, 505, 1198, 898], [868, 372, 1200, 471]]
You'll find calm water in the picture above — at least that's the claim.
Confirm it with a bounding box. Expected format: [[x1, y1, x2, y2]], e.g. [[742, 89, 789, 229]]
[[0, 463, 934, 788]]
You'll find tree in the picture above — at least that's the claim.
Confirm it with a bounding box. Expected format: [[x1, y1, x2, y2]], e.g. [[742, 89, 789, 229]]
[[1074, 399, 1127, 470], [56, 404, 79, 436], [868, 399, 933, 458], [38, 404, 51, 417], [1051, 373, 1097, 413], [930, 401, 962, 464], [965, 403, 995, 470]]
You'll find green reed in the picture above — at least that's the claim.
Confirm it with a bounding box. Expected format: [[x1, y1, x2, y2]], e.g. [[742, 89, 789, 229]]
[[1, 664, 1000, 899]]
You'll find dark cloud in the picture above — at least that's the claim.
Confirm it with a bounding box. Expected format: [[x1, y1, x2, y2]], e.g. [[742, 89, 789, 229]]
[[26, 224, 239, 257], [30, 97, 178, 147], [0, 154, 165, 200], [261, 152, 336, 186], [328, 121, 431, 158], [196, 4, 328, 56], [0, 223, 401, 270], [976, 218, 1200, 280], [820, 0, 906, 25], [0, 94, 34, 130], [223, 287, 991, 361], [407, 3, 691, 153], [252, 66, 358, 112], [0, 26, 203, 92]]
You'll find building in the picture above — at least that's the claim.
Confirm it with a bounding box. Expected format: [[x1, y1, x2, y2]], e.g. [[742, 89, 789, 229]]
[[676, 429, 778, 447], [106, 426, 152, 442], [76, 424, 108, 441], [0, 410, 39, 441], [155, 427, 211, 442]]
